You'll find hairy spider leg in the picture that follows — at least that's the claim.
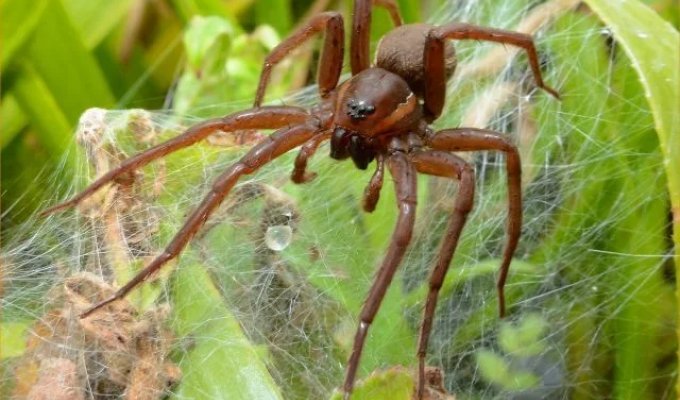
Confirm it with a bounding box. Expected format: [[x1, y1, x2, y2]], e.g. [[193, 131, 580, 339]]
[[253, 12, 344, 107], [362, 153, 385, 212], [410, 150, 475, 399], [40, 107, 312, 216], [342, 150, 417, 399], [423, 23, 560, 120], [350, 0, 403, 74], [79, 122, 320, 318], [427, 128, 523, 319], [291, 131, 331, 183]]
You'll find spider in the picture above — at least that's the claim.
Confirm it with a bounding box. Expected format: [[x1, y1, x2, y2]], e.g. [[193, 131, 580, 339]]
[[42, 1, 559, 398]]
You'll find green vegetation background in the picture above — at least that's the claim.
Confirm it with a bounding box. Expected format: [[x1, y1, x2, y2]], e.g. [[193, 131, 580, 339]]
[[1, 0, 679, 399]]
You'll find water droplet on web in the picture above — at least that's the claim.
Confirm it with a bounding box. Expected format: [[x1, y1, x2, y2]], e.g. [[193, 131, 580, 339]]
[[265, 225, 293, 251]]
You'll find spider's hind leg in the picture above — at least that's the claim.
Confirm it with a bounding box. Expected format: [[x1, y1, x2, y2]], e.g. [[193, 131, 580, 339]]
[[423, 23, 560, 120], [350, 0, 403, 74], [410, 150, 475, 400]]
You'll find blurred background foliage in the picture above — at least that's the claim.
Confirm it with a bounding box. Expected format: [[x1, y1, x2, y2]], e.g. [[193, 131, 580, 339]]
[[1, 0, 679, 399]]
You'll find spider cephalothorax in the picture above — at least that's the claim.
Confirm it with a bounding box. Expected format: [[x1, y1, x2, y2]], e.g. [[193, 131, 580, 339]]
[[43, 1, 558, 399], [331, 67, 420, 169]]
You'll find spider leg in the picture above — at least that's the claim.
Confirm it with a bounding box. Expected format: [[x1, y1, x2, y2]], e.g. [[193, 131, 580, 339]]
[[79, 122, 320, 318], [40, 107, 311, 216], [343, 150, 416, 399], [350, 0, 403, 74], [427, 128, 522, 318], [362, 153, 385, 213], [410, 150, 475, 400], [291, 131, 330, 184], [423, 23, 560, 120], [253, 12, 344, 107]]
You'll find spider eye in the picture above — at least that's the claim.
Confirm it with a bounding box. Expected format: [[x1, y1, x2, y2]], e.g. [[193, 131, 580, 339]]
[[346, 99, 375, 120]]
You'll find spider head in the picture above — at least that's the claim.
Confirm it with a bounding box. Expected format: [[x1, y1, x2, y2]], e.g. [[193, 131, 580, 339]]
[[331, 68, 420, 168], [334, 67, 420, 138]]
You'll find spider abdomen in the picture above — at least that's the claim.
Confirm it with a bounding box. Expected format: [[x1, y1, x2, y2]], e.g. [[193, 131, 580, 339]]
[[376, 23, 457, 97]]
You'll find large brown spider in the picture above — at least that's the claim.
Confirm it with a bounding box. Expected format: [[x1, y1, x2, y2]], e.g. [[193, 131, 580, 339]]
[[43, 1, 559, 398]]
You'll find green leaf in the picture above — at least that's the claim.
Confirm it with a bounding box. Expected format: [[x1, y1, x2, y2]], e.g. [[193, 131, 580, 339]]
[[499, 313, 548, 357], [328, 367, 414, 400], [577, 2, 679, 246], [476, 350, 511, 384], [582, 0, 679, 213], [9, 62, 77, 168], [25, 0, 115, 122], [578, 0, 680, 396], [506, 372, 542, 391], [0, 0, 49, 70], [183, 16, 236, 72], [169, 0, 237, 24], [255, 0, 292, 34], [0, 94, 26, 150], [476, 350, 540, 391], [171, 261, 283, 400], [0, 322, 29, 359], [61, 0, 134, 49]]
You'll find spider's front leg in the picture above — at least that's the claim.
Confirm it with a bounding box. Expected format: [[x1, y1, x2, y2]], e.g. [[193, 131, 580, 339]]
[[410, 150, 475, 399], [427, 128, 522, 318], [79, 122, 320, 318], [362, 154, 385, 212], [40, 107, 312, 216], [343, 150, 417, 399], [291, 131, 330, 184], [423, 23, 560, 120]]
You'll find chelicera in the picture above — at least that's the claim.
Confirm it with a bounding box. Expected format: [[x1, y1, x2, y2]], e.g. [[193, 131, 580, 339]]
[[43, 1, 559, 398]]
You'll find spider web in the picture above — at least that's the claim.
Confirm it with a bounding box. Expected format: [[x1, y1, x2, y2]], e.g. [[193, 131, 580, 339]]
[[1, 1, 675, 399]]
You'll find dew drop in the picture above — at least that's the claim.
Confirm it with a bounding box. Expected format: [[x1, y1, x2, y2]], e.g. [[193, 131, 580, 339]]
[[265, 225, 293, 251]]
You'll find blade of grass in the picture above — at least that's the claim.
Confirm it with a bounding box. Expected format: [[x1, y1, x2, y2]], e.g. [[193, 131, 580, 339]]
[[530, 12, 619, 398], [25, 0, 115, 122], [605, 33, 672, 400], [255, 0, 292, 34], [0, 0, 48, 70], [0, 95, 27, 150], [62, 0, 134, 49], [169, 0, 237, 24], [579, 0, 680, 395], [171, 260, 283, 400], [0, 322, 29, 359], [9, 62, 77, 170], [329, 367, 414, 400], [2, 62, 79, 221]]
